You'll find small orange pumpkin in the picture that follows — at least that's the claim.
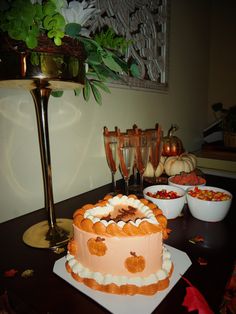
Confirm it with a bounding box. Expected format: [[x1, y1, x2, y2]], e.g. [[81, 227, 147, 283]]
[[162, 125, 184, 157]]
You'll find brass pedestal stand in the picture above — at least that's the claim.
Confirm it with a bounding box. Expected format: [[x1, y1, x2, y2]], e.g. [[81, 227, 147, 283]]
[[0, 47, 85, 249]]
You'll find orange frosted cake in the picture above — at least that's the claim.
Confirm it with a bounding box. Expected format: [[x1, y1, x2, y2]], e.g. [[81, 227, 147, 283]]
[[65, 194, 173, 295]]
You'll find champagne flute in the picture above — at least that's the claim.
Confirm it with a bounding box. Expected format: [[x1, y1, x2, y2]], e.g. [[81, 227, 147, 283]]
[[126, 124, 141, 191], [103, 127, 120, 194], [135, 133, 150, 192], [118, 134, 135, 195], [146, 124, 163, 182]]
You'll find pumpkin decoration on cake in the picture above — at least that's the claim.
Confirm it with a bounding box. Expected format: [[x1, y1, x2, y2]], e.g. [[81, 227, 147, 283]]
[[66, 194, 173, 296], [87, 237, 107, 256], [125, 252, 146, 273]]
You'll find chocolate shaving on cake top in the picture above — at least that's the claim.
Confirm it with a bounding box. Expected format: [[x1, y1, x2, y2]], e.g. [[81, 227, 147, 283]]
[[101, 205, 139, 223]]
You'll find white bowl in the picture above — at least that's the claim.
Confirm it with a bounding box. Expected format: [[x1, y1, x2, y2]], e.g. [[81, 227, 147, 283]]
[[168, 175, 206, 192], [186, 186, 232, 222], [143, 185, 186, 219], [168, 175, 206, 203]]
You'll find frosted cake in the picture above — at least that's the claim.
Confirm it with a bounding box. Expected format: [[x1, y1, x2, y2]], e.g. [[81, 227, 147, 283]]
[[65, 194, 173, 295]]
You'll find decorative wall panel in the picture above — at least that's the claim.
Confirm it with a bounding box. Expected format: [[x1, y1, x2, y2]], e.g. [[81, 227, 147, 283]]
[[86, 0, 170, 91]]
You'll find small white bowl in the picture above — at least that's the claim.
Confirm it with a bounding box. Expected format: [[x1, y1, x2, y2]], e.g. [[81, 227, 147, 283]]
[[168, 175, 206, 191], [168, 175, 206, 203], [143, 185, 186, 219], [186, 186, 232, 222]]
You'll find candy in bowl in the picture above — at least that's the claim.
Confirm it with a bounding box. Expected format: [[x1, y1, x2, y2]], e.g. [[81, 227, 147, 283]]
[[143, 185, 186, 219], [186, 186, 232, 222]]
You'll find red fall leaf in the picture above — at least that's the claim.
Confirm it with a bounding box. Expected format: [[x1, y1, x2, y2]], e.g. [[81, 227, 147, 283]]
[[182, 276, 214, 314], [4, 269, 18, 277]]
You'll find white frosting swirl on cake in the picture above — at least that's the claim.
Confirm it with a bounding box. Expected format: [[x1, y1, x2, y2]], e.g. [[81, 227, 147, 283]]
[[83, 195, 158, 227]]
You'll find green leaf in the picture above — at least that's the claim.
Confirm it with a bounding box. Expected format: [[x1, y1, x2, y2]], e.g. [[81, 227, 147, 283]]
[[130, 63, 140, 78], [54, 36, 62, 46], [92, 80, 111, 94], [94, 28, 129, 52], [83, 79, 91, 102], [26, 35, 37, 49], [74, 88, 82, 96], [87, 52, 102, 65], [30, 24, 39, 37], [30, 52, 40, 66], [91, 83, 102, 105], [102, 54, 123, 73], [65, 23, 81, 38], [51, 91, 64, 97], [43, 15, 50, 29], [48, 29, 56, 38], [92, 64, 120, 81], [34, 3, 43, 20], [21, 6, 35, 24], [53, 13, 65, 28], [112, 54, 129, 72], [8, 28, 24, 40], [43, 2, 56, 16]]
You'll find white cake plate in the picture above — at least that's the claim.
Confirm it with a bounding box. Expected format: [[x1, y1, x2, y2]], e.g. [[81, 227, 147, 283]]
[[53, 245, 192, 314]]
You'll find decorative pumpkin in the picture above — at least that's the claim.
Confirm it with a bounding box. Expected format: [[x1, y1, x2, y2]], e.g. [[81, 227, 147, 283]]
[[181, 152, 197, 169], [162, 125, 184, 156], [125, 252, 146, 273], [164, 153, 196, 176]]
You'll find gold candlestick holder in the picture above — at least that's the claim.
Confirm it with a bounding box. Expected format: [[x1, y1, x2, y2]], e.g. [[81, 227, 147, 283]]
[[0, 39, 86, 249]]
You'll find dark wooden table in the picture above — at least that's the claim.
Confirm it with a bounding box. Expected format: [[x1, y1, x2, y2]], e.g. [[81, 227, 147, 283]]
[[0, 174, 235, 314]]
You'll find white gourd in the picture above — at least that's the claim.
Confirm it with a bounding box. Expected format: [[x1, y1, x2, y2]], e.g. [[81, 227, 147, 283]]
[[164, 154, 196, 176], [160, 156, 167, 164], [143, 162, 155, 177], [144, 156, 166, 177], [181, 153, 197, 169], [155, 162, 165, 177]]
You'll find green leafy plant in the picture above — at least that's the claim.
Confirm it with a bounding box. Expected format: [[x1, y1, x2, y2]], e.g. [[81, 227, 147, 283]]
[[0, 0, 65, 48], [0, 0, 140, 105]]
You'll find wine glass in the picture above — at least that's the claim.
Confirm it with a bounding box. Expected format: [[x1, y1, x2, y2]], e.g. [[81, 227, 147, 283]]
[[103, 127, 120, 195], [134, 133, 150, 192], [126, 124, 141, 191], [118, 134, 135, 195], [146, 124, 163, 182]]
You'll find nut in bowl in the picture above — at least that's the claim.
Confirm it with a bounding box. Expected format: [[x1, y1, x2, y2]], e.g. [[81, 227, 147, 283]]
[[186, 186, 232, 222], [143, 185, 186, 219]]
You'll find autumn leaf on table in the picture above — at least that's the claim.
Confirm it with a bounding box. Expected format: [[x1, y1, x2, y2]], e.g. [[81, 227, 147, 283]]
[[197, 257, 208, 266], [182, 276, 214, 314], [21, 269, 34, 278], [4, 269, 18, 277], [189, 235, 205, 244]]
